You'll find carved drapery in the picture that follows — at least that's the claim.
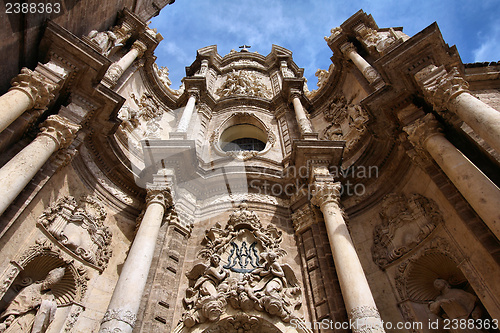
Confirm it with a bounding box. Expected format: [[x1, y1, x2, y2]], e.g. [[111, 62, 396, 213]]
[[181, 204, 302, 329], [37, 195, 112, 270], [372, 193, 443, 268]]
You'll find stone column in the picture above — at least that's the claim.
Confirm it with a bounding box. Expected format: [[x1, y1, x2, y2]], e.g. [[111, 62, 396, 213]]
[[404, 113, 500, 239], [415, 65, 500, 153], [0, 115, 80, 216], [176, 89, 199, 133], [290, 89, 313, 136], [311, 181, 385, 333], [0, 68, 58, 134], [340, 42, 382, 84], [104, 40, 147, 84], [99, 185, 171, 333]]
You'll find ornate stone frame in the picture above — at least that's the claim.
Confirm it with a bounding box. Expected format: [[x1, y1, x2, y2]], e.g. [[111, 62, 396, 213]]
[[210, 112, 276, 161]]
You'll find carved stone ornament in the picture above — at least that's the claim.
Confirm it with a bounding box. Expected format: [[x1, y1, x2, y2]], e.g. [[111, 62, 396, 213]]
[[321, 96, 369, 153], [130, 91, 164, 121], [104, 63, 124, 83], [310, 181, 342, 209], [86, 29, 118, 56], [131, 40, 148, 58], [354, 23, 398, 54], [9, 67, 58, 110], [203, 313, 281, 333], [403, 113, 443, 149], [181, 204, 302, 329], [101, 308, 137, 328], [37, 195, 112, 270], [291, 205, 316, 235], [415, 65, 469, 111], [153, 63, 183, 96], [215, 70, 271, 99], [324, 27, 342, 43], [38, 115, 81, 149], [372, 193, 443, 268]]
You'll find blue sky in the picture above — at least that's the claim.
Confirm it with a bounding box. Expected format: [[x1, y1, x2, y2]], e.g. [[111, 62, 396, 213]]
[[150, 0, 500, 90]]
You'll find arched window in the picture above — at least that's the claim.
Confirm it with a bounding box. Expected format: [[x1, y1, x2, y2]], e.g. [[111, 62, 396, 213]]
[[219, 124, 267, 152]]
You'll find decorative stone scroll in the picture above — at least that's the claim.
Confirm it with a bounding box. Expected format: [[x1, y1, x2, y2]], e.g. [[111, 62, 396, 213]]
[[181, 204, 302, 328], [215, 70, 271, 99], [37, 195, 112, 270], [321, 95, 369, 152], [372, 193, 443, 268], [324, 27, 342, 43]]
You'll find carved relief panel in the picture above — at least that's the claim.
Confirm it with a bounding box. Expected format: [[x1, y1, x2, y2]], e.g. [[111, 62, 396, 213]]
[[37, 195, 112, 271], [179, 204, 303, 330], [372, 193, 443, 268], [321, 96, 369, 153]]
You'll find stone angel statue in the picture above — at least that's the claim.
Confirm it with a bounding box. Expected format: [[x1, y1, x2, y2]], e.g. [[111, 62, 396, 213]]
[[251, 250, 301, 321], [182, 254, 229, 327], [0, 267, 66, 333]]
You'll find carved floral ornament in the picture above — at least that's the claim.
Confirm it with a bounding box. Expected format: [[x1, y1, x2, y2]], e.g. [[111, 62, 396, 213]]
[[215, 70, 272, 99], [371, 193, 443, 268], [37, 195, 112, 271], [9, 67, 59, 110], [179, 204, 303, 330]]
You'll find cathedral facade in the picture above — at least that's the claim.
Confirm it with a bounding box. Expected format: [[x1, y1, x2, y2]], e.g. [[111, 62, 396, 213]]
[[0, 3, 499, 333]]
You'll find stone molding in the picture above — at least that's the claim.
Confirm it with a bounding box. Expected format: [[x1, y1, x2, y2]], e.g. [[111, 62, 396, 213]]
[[415, 65, 469, 111], [403, 113, 443, 148], [101, 308, 137, 328], [38, 115, 81, 149], [9, 67, 59, 110]]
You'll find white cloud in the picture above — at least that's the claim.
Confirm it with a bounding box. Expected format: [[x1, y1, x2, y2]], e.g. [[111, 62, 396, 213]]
[[473, 21, 500, 62]]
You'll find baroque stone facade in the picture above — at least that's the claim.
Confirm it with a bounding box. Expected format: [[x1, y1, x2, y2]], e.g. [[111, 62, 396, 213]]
[[0, 6, 499, 333]]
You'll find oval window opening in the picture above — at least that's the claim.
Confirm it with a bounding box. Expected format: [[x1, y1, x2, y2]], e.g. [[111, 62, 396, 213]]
[[220, 124, 268, 152]]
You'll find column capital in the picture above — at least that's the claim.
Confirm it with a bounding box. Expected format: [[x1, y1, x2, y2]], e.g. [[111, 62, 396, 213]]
[[187, 88, 200, 101], [415, 65, 469, 111], [403, 113, 443, 148], [340, 42, 357, 56], [131, 40, 148, 58], [145, 184, 172, 209], [38, 115, 81, 149], [9, 68, 58, 110], [288, 88, 302, 102], [310, 181, 342, 209]]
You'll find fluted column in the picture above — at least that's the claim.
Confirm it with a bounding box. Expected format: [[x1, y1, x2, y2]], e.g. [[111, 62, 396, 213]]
[[404, 113, 500, 239], [311, 182, 385, 333], [0, 115, 80, 216], [0, 68, 58, 134], [104, 40, 147, 84], [99, 185, 171, 333], [176, 89, 198, 133], [416, 65, 500, 153], [290, 89, 313, 136], [340, 42, 382, 85]]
